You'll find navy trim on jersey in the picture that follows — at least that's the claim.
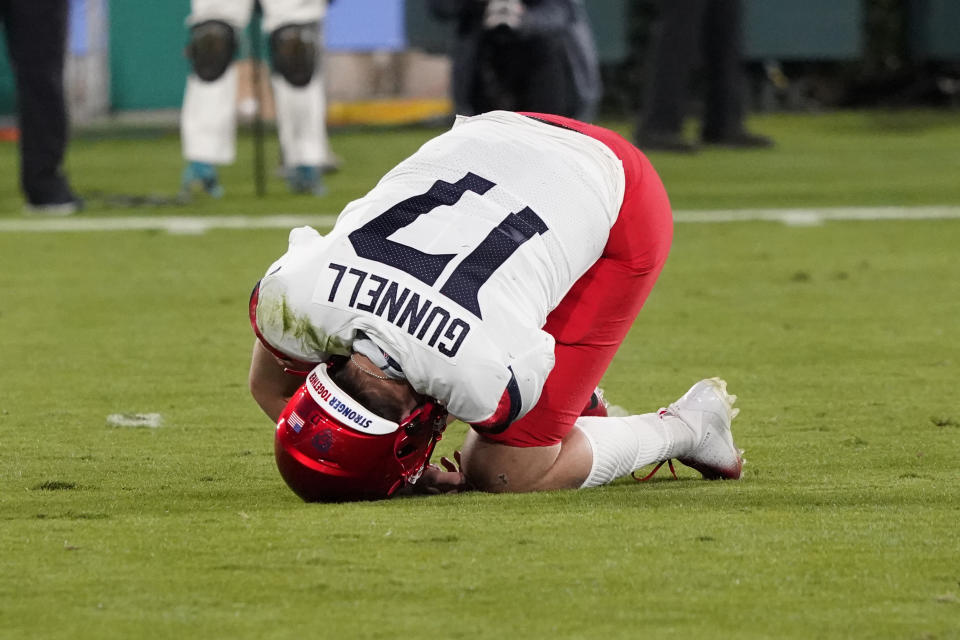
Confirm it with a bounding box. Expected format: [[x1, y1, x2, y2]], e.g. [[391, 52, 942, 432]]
[[470, 366, 522, 435], [504, 368, 522, 424], [382, 351, 404, 376], [523, 114, 585, 136]]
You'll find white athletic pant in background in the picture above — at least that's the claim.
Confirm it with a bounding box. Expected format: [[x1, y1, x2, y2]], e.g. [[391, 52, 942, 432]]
[[180, 0, 332, 167]]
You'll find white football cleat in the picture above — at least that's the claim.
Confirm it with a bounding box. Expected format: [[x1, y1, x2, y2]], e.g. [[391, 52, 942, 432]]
[[665, 377, 744, 480]]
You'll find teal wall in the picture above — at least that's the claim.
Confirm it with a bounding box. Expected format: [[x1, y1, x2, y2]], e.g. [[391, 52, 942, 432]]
[[909, 0, 960, 59], [0, 0, 193, 116], [584, 1, 629, 64], [743, 0, 862, 60], [0, 32, 14, 115], [109, 0, 191, 110]]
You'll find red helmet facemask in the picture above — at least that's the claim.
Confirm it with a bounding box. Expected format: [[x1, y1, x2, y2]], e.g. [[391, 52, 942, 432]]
[[274, 363, 448, 502]]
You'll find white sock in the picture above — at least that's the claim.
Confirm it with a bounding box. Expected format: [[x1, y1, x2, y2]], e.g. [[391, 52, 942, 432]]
[[576, 413, 697, 488]]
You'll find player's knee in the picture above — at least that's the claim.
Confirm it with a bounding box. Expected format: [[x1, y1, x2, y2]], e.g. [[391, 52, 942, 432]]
[[187, 20, 237, 82], [269, 23, 319, 87]]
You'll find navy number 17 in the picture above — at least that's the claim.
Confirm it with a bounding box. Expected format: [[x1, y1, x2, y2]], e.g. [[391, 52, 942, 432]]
[[347, 172, 548, 319]]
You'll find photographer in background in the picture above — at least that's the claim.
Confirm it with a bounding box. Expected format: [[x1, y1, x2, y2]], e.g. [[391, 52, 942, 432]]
[[429, 0, 600, 121]]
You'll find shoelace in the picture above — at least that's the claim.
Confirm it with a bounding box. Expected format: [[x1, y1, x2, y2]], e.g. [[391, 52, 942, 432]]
[[632, 406, 681, 482], [632, 459, 679, 482]]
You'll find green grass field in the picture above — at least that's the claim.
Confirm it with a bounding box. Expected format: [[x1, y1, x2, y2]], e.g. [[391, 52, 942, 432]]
[[1, 111, 959, 639]]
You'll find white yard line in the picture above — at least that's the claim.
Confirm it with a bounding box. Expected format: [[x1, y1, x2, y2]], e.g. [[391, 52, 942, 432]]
[[0, 214, 341, 234], [674, 206, 960, 226], [1, 206, 959, 234]]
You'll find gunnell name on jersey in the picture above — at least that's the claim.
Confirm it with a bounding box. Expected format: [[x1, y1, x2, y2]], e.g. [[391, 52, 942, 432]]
[[316, 260, 471, 359]]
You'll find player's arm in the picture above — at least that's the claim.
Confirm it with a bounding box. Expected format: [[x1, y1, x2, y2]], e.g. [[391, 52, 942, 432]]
[[405, 450, 470, 495], [248, 339, 306, 422]]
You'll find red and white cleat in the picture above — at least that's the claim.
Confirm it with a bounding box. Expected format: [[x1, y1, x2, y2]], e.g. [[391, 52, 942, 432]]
[[666, 377, 744, 480], [580, 387, 609, 417]]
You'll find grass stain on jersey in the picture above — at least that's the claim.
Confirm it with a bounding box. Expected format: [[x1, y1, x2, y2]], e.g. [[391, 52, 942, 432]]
[[270, 294, 344, 354], [280, 297, 294, 333]]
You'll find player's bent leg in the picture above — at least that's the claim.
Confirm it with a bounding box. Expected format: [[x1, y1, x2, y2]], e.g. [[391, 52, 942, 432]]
[[460, 428, 594, 493], [462, 248, 671, 491], [462, 378, 744, 493], [459, 117, 678, 493], [464, 407, 700, 492]]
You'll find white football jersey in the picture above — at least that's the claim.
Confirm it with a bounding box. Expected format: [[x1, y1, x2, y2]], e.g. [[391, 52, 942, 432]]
[[254, 111, 625, 424]]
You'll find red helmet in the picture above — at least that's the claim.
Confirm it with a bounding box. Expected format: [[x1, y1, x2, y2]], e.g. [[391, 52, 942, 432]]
[[274, 363, 448, 502]]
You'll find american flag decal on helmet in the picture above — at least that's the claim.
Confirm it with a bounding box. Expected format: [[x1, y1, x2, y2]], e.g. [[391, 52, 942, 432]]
[[288, 411, 306, 433]]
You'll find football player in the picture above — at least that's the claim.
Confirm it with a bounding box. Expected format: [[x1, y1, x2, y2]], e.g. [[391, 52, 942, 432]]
[[180, 0, 335, 197], [248, 110, 744, 501]]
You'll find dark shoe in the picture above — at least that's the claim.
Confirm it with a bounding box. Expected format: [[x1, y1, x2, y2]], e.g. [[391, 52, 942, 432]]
[[319, 153, 343, 175], [180, 161, 224, 198], [286, 165, 327, 197], [702, 131, 774, 149], [637, 132, 700, 153], [25, 176, 82, 215], [275, 155, 341, 178], [25, 193, 83, 216]]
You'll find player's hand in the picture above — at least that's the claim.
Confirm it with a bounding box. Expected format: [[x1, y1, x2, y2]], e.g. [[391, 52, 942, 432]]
[[413, 451, 470, 494]]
